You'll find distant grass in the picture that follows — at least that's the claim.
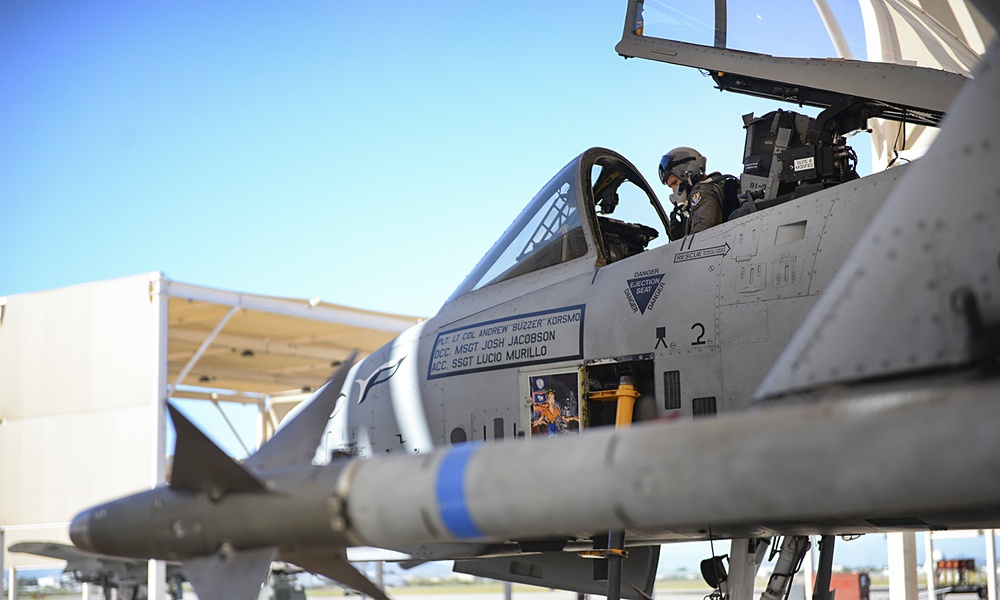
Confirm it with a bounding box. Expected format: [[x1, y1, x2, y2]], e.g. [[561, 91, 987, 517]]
[[303, 571, 890, 597], [10, 570, 890, 599], [654, 579, 714, 590], [305, 579, 717, 596], [307, 582, 563, 596]]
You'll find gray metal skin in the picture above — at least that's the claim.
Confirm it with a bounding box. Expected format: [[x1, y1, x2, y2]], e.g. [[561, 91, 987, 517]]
[[756, 77, 1000, 397], [339, 22, 1000, 576], [317, 2, 999, 593], [71, 449, 348, 559], [343, 378, 1000, 547], [326, 160, 901, 458], [326, 0, 997, 458]]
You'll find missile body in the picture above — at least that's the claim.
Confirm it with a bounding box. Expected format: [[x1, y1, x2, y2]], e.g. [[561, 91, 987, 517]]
[[71, 356, 397, 600], [71, 464, 352, 560], [342, 379, 1000, 547], [74, 378, 1000, 561]]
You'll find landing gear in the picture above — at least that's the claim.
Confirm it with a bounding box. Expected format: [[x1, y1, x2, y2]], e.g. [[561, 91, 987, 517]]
[[761, 536, 812, 600], [812, 536, 837, 600], [606, 529, 628, 600], [731, 538, 773, 600], [701, 536, 837, 600], [699, 538, 773, 600]]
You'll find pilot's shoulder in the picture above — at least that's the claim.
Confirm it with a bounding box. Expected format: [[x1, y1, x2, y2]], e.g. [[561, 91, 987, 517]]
[[696, 174, 727, 196]]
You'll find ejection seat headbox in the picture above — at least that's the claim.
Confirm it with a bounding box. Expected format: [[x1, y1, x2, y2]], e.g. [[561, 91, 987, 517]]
[[740, 109, 858, 205]]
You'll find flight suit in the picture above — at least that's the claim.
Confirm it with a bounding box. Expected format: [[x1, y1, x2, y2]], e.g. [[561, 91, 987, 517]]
[[685, 172, 725, 235]]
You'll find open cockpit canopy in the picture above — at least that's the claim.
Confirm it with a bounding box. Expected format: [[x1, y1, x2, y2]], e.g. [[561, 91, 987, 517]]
[[616, 0, 994, 125]]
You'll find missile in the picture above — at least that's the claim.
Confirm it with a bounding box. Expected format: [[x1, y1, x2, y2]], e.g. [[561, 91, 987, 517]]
[[71, 354, 391, 600], [343, 378, 1000, 547], [72, 356, 1000, 600]]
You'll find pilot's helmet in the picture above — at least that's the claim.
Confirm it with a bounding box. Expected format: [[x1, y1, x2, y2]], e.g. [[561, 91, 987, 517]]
[[658, 147, 707, 186]]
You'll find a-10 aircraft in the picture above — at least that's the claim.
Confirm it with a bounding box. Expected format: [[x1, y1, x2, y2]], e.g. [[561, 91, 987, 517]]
[[67, 1, 1000, 600], [9, 542, 185, 600]]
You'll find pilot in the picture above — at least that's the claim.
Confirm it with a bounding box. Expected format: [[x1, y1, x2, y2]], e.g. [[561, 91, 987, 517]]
[[658, 147, 725, 237]]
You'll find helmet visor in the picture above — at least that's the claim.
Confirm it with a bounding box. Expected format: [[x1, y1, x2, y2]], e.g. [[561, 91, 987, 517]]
[[659, 153, 696, 184]]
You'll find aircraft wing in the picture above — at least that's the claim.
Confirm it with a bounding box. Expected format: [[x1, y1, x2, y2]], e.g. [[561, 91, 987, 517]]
[[9, 541, 180, 585]]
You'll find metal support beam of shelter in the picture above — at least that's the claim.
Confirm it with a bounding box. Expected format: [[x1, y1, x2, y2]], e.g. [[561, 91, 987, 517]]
[[889, 533, 919, 600]]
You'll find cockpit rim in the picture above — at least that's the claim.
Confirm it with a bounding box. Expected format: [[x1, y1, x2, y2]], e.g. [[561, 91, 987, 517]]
[[445, 147, 666, 305]]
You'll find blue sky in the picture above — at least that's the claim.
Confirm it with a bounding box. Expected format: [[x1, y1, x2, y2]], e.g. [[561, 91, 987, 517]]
[[1, 0, 827, 318]]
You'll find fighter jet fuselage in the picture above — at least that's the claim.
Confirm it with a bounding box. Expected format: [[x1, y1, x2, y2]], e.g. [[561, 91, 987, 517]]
[[66, 1, 1000, 599], [324, 150, 903, 459]]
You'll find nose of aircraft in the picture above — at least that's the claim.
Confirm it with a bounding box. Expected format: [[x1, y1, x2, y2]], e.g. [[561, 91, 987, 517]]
[[69, 508, 95, 553]]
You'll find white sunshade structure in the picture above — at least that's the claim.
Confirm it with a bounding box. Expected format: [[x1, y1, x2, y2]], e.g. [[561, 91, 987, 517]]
[[161, 275, 421, 438], [0, 272, 421, 578]]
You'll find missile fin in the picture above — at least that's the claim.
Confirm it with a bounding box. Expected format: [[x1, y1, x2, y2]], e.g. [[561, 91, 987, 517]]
[[183, 545, 275, 600], [283, 548, 391, 600], [246, 352, 358, 472], [168, 403, 266, 495]]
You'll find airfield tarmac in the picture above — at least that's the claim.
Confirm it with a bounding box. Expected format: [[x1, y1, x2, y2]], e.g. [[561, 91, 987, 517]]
[[166, 582, 991, 600], [325, 586, 985, 600], [381, 588, 798, 600]]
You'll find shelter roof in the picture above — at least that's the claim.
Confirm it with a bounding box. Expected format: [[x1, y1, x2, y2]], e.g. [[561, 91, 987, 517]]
[[160, 276, 422, 404]]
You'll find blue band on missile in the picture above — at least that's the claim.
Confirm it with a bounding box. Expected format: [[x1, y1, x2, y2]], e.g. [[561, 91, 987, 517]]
[[435, 442, 483, 539]]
